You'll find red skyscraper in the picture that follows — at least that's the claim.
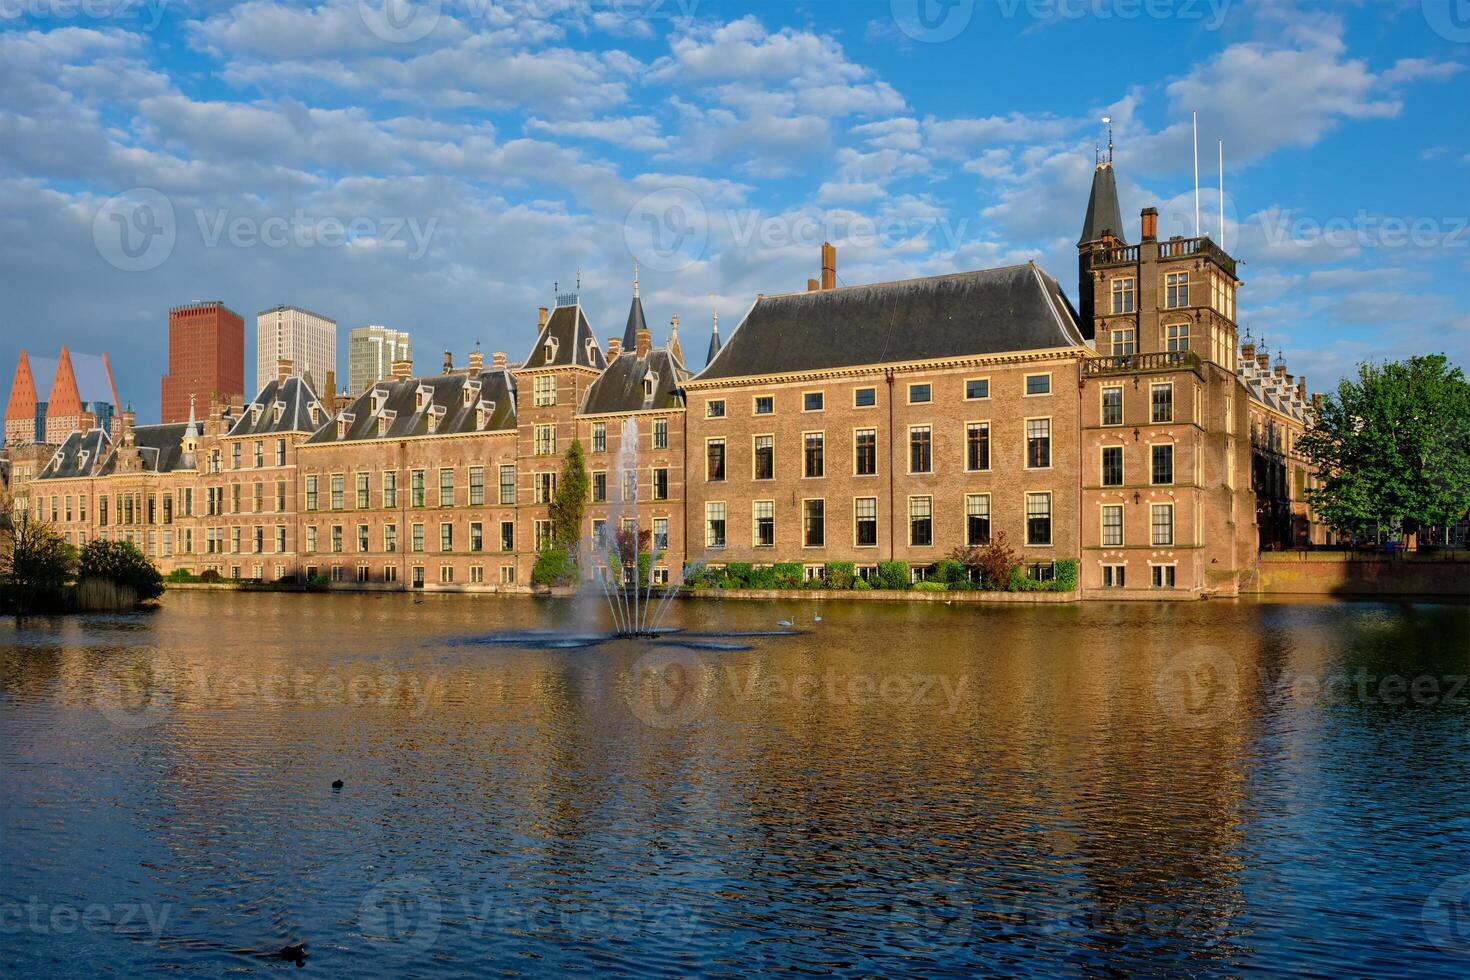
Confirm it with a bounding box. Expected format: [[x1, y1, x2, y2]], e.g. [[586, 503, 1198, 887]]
[[161, 301, 244, 422]]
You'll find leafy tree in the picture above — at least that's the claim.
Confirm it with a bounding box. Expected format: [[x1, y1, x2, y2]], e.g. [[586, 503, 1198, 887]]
[[78, 539, 164, 603], [1298, 355, 1470, 539], [0, 512, 75, 615], [549, 439, 590, 553], [950, 532, 1018, 589], [532, 547, 578, 587]]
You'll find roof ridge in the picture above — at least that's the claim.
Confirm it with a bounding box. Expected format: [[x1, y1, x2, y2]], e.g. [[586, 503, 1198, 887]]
[[756, 263, 1036, 301]]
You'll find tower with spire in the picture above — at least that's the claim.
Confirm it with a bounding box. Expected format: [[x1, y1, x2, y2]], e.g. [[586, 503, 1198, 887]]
[[706, 297, 722, 367], [1076, 121, 1124, 336]]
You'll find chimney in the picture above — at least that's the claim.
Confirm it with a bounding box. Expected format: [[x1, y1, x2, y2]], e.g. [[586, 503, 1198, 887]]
[[391, 358, 413, 380], [492, 351, 507, 370], [538, 307, 549, 332], [1274, 361, 1286, 380], [325, 371, 336, 405], [1257, 353, 1270, 372], [807, 278, 820, 292], [820, 242, 837, 290], [468, 348, 484, 372], [1240, 338, 1255, 363], [277, 358, 293, 383], [122, 407, 136, 447], [1312, 393, 1323, 412], [1297, 377, 1306, 402], [635, 328, 651, 359], [443, 350, 453, 374], [607, 337, 622, 359], [1141, 207, 1158, 242]]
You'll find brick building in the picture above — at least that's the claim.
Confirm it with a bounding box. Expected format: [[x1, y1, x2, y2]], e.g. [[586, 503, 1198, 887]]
[[24, 158, 1322, 597], [161, 301, 245, 423]]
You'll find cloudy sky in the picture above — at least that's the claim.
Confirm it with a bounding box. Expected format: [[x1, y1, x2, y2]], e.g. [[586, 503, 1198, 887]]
[[2, 0, 1467, 422]]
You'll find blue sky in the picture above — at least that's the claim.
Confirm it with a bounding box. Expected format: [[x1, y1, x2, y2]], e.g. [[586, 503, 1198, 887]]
[[2, 0, 1467, 422]]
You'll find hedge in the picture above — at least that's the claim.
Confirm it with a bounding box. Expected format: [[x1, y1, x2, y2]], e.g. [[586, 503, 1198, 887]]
[[680, 557, 1079, 593]]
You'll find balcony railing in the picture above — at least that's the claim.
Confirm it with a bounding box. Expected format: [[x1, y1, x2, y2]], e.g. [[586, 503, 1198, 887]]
[[1083, 350, 1201, 377], [1087, 235, 1237, 277]]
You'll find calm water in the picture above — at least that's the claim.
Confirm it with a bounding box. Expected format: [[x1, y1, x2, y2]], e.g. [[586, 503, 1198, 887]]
[[3, 592, 1470, 977]]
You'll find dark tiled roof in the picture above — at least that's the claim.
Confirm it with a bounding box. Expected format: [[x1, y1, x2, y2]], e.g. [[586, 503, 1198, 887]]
[[525, 304, 606, 371], [621, 295, 648, 351], [1079, 162, 1125, 245], [581, 348, 689, 415], [304, 368, 517, 445], [696, 264, 1087, 382], [228, 377, 322, 437], [705, 325, 722, 367], [38, 429, 110, 480], [109, 423, 191, 475]]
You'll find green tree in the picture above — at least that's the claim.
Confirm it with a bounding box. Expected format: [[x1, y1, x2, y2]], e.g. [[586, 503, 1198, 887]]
[[1298, 355, 1470, 539], [78, 539, 165, 604], [0, 512, 75, 615], [549, 439, 590, 553]]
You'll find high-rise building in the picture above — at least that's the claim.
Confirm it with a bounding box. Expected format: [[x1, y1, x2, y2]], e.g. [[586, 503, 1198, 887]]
[[348, 325, 413, 394], [161, 301, 244, 423], [5, 351, 57, 445], [256, 305, 336, 396]]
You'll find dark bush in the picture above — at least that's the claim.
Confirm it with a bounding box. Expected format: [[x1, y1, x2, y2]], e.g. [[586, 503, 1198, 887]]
[[199, 569, 222, 583], [78, 539, 163, 603]]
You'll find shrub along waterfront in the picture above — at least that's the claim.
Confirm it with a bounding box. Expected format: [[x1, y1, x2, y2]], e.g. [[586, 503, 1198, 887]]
[[683, 557, 1078, 594], [1, 514, 164, 614]]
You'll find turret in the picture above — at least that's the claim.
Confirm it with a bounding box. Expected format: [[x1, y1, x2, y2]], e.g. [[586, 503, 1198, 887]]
[[1077, 158, 1125, 335]]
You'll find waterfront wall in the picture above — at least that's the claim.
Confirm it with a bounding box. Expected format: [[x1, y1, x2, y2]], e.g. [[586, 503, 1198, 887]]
[[1252, 553, 1470, 597]]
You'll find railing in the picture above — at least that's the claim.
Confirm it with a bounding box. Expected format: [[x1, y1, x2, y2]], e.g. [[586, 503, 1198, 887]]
[[1087, 236, 1237, 277], [1082, 350, 1201, 377]]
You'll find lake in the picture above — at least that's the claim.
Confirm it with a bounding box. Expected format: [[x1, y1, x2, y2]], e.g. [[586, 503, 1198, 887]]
[[3, 591, 1469, 976]]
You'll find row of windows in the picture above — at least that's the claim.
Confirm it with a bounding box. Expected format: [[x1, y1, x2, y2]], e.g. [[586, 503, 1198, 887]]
[[588, 468, 672, 502], [588, 419, 670, 454], [1099, 564, 1178, 589], [702, 421, 1048, 480], [1100, 503, 1178, 547], [589, 517, 672, 552], [1108, 272, 1198, 314], [312, 563, 519, 586], [210, 438, 290, 472], [1099, 444, 1176, 486], [304, 466, 516, 510], [703, 492, 1055, 550], [303, 520, 517, 555], [702, 374, 1051, 419]]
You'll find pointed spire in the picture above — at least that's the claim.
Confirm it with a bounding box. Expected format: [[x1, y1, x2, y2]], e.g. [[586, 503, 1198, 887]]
[[1078, 157, 1125, 246], [621, 272, 648, 352], [706, 299, 722, 367], [184, 394, 199, 439], [668, 315, 684, 365], [633, 259, 639, 299]]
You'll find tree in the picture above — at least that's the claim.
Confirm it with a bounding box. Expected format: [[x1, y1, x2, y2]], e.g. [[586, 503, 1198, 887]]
[[949, 531, 1018, 588], [0, 511, 75, 615], [549, 439, 590, 553], [78, 539, 164, 604], [1298, 355, 1470, 539]]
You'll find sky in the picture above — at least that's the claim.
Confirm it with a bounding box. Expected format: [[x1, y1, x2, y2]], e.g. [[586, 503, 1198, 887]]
[[2, 0, 1467, 423]]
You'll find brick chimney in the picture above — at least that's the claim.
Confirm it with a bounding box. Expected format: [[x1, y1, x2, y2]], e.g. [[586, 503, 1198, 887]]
[[324, 370, 336, 405], [468, 348, 484, 372], [1297, 376, 1306, 402], [122, 407, 136, 448], [1240, 338, 1255, 363], [277, 358, 293, 383], [1257, 352, 1270, 372], [1141, 207, 1158, 242], [1274, 361, 1287, 380], [492, 351, 507, 370], [807, 278, 820, 292], [607, 337, 622, 359], [391, 358, 413, 380], [635, 327, 651, 359], [442, 350, 453, 374], [820, 242, 837, 290], [538, 307, 549, 333]]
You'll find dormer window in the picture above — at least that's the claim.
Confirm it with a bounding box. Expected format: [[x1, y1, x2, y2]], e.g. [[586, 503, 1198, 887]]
[[415, 385, 432, 412], [643, 371, 657, 398], [377, 410, 396, 437], [371, 388, 390, 414], [273, 401, 285, 423], [544, 337, 559, 364], [251, 403, 263, 424], [77, 450, 89, 469], [463, 380, 481, 407], [307, 402, 320, 425], [476, 400, 491, 429], [585, 338, 597, 363], [337, 412, 355, 438], [426, 405, 446, 434]]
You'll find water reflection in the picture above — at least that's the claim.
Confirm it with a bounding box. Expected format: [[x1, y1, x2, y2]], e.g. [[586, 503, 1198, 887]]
[[1, 593, 1468, 977]]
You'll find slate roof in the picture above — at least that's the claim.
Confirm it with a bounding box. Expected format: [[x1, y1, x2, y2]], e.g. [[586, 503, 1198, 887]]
[[38, 429, 111, 480], [705, 325, 722, 368], [695, 263, 1087, 382], [304, 368, 517, 445], [621, 295, 648, 351], [114, 423, 191, 475], [228, 377, 322, 437], [581, 347, 689, 415], [1079, 162, 1126, 246], [525, 303, 606, 371]]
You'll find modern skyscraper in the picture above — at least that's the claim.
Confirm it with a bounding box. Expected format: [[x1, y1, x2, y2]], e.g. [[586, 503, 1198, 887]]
[[161, 301, 244, 422], [256, 305, 336, 396], [348, 325, 413, 394], [4, 351, 57, 445]]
